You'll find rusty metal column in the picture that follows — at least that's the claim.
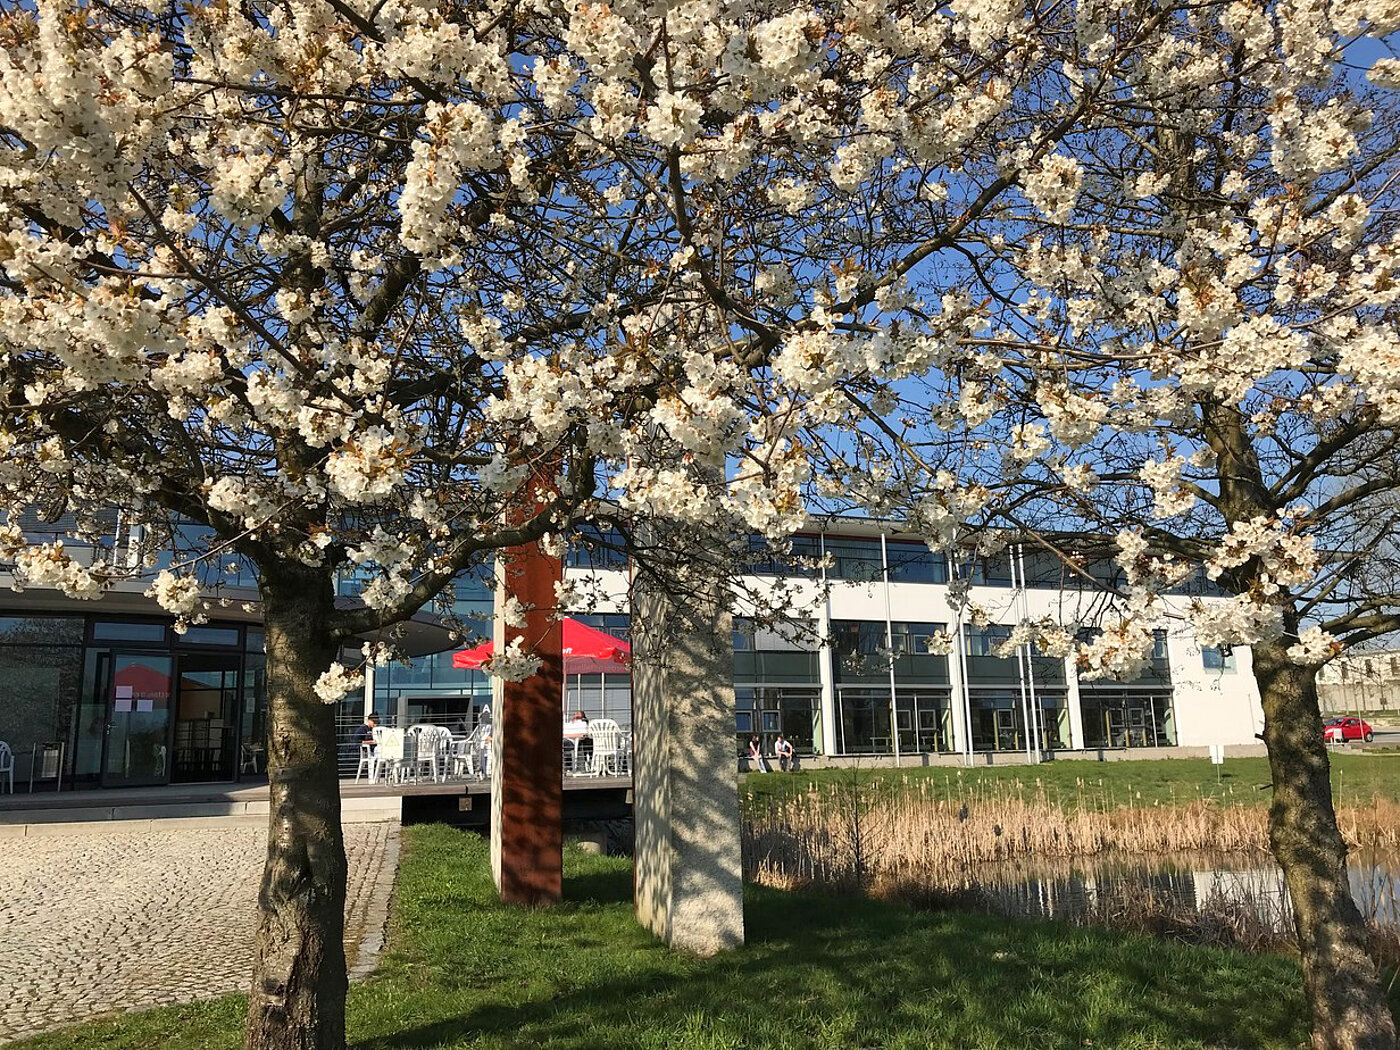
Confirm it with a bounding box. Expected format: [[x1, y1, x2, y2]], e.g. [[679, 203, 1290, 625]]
[[489, 537, 565, 905]]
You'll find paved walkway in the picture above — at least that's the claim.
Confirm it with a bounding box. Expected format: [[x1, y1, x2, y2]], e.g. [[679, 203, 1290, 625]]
[[0, 822, 399, 1044]]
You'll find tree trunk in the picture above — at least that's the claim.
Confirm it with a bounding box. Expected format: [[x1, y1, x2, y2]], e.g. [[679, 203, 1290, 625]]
[[1253, 636, 1397, 1050], [244, 567, 348, 1050]]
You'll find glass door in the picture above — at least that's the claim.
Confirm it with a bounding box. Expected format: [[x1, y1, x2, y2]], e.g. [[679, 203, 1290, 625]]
[[102, 653, 175, 787], [173, 653, 242, 783], [1105, 707, 1127, 748], [994, 708, 1021, 751]]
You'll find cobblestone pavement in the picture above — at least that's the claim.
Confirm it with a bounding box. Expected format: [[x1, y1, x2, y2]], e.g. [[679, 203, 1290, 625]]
[[0, 822, 399, 1044]]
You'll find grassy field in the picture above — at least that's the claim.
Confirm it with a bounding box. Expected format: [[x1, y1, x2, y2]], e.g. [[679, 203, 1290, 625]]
[[742, 751, 1400, 811], [17, 824, 1392, 1050]]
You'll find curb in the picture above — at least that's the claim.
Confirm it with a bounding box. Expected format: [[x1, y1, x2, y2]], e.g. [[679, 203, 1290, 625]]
[[349, 823, 402, 982]]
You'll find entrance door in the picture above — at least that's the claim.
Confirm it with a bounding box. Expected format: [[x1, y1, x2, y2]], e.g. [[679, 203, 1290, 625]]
[[1105, 707, 1127, 748], [102, 653, 176, 787], [173, 653, 242, 783], [1126, 704, 1151, 748], [994, 708, 1021, 751]]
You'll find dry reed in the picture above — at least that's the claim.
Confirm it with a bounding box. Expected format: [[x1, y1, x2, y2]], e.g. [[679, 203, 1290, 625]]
[[743, 777, 1400, 894], [742, 777, 1400, 965]]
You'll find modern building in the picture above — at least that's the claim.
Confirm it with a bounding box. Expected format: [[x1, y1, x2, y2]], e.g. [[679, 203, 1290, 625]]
[[559, 522, 1266, 766], [0, 516, 1267, 794]]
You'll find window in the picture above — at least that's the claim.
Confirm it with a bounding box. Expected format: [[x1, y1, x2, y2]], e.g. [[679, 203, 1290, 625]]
[[1079, 689, 1176, 748], [1202, 646, 1237, 672], [92, 620, 168, 643], [567, 524, 629, 570], [831, 620, 888, 659], [733, 617, 814, 652], [177, 626, 241, 647], [743, 534, 821, 576], [964, 625, 1012, 657], [574, 613, 631, 641], [890, 621, 945, 654], [735, 686, 820, 755], [1022, 550, 1069, 589], [885, 540, 948, 584], [970, 554, 1014, 586], [823, 536, 884, 582]]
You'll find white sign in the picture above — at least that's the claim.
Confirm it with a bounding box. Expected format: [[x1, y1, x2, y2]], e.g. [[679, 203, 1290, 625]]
[[1209, 744, 1225, 765]]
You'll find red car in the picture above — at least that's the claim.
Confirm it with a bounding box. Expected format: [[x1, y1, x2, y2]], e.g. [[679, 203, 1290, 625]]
[[1324, 717, 1374, 743]]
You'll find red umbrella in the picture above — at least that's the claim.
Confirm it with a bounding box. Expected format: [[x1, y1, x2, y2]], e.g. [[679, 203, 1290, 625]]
[[451, 617, 630, 675]]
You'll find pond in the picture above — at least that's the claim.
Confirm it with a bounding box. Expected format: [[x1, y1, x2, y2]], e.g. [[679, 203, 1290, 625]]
[[958, 849, 1400, 936]]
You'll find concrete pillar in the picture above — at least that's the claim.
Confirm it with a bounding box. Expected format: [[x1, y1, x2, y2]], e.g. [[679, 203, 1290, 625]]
[[490, 538, 565, 905], [631, 533, 745, 955]]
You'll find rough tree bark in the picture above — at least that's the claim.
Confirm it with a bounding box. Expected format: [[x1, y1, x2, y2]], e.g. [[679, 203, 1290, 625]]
[[244, 566, 349, 1050], [1199, 397, 1396, 1049], [1253, 630, 1397, 1050]]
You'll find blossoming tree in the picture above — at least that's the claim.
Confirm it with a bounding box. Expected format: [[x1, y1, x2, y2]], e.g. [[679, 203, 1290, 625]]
[[761, 11, 1400, 1049], [8, 0, 1396, 1045], [0, 0, 1092, 1044]]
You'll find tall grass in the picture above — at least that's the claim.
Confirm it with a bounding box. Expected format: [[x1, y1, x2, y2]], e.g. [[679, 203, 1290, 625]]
[[742, 774, 1400, 894]]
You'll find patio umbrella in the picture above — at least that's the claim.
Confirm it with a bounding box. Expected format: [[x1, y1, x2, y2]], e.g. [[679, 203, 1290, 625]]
[[450, 617, 631, 675]]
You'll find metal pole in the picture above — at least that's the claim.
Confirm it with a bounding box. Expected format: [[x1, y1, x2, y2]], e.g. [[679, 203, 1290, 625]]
[[1017, 544, 1043, 761], [881, 533, 901, 765], [954, 567, 975, 766], [1010, 548, 1035, 764]]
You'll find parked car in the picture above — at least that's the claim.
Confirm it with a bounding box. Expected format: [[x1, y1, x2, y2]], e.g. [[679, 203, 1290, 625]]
[[1323, 717, 1374, 743]]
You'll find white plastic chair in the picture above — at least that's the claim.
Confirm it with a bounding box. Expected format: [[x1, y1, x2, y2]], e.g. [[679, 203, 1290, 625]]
[[372, 727, 404, 783], [405, 725, 451, 782], [452, 724, 489, 778], [588, 719, 622, 776], [0, 741, 13, 793], [426, 725, 453, 781], [353, 742, 374, 783]]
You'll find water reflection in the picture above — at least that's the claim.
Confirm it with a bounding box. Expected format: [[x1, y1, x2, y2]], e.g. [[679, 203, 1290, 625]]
[[961, 849, 1400, 933]]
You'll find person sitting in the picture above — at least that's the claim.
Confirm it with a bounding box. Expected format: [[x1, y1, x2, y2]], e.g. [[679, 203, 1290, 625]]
[[357, 714, 379, 754], [748, 735, 771, 773], [564, 710, 592, 773], [774, 733, 796, 772]]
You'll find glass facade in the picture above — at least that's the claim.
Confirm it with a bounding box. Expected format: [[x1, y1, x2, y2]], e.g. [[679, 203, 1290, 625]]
[[831, 619, 952, 754], [884, 539, 948, 583], [1, 528, 1221, 788], [566, 613, 633, 728], [734, 617, 821, 755], [1080, 689, 1177, 748], [567, 525, 630, 571], [823, 537, 885, 582], [743, 534, 821, 576], [0, 614, 267, 789]]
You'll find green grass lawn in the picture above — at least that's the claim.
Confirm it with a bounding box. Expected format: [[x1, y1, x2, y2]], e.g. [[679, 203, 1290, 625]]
[[742, 751, 1400, 812], [17, 823, 1389, 1050]]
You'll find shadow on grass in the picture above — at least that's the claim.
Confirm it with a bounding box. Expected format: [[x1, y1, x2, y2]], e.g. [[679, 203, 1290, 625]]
[[356, 827, 1315, 1050], [562, 863, 632, 906]]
